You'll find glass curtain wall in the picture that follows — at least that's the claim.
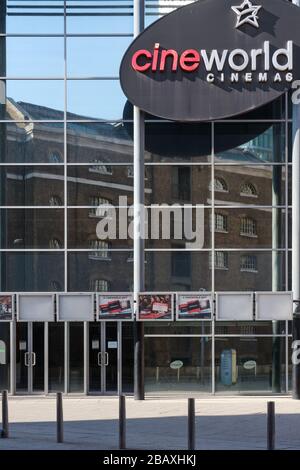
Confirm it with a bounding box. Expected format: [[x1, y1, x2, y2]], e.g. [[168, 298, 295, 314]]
[[0, 0, 294, 395]]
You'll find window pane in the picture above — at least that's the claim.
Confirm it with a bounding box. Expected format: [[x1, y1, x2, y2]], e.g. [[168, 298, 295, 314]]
[[5, 81, 64, 119], [68, 251, 133, 291], [49, 322, 64, 392], [0, 323, 10, 392], [214, 251, 286, 292], [145, 165, 211, 205], [214, 165, 286, 206], [215, 337, 286, 394], [2, 252, 64, 291], [145, 251, 211, 291], [0, 209, 64, 249], [67, 37, 132, 77], [6, 38, 64, 78], [0, 166, 64, 205], [6, 1, 64, 34], [67, 208, 132, 249], [67, 80, 125, 121], [67, 165, 134, 205], [215, 123, 286, 163], [144, 322, 212, 335], [215, 321, 286, 335], [214, 208, 287, 249], [66, 1, 133, 34], [145, 208, 211, 250], [145, 336, 212, 394], [69, 322, 84, 393], [0, 123, 64, 163], [142, 121, 212, 163], [67, 123, 132, 163]]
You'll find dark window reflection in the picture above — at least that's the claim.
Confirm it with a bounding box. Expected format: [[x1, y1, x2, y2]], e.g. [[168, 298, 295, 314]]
[[0, 209, 64, 249], [0, 166, 64, 205], [68, 252, 133, 292], [2, 252, 64, 291], [0, 121, 64, 163], [67, 123, 133, 163]]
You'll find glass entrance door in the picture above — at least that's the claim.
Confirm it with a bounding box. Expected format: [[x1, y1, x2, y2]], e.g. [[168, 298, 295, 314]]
[[89, 322, 119, 394], [16, 322, 45, 393]]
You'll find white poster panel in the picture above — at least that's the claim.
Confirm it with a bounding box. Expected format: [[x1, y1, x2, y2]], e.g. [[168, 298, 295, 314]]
[[176, 293, 212, 320], [216, 292, 254, 321], [0, 294, 14, 322], [256, 292, 293, 321], [98, 293, 133, 321], [17, 294, 55, 322], [137, 293, 174, 321], [57, 293, 94, 321]]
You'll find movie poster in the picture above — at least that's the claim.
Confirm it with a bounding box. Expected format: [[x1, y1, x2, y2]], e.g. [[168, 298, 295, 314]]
[[0, 295, 13, 321], [98, 294, 133, 320], [176, 293, 212, 320], [138, 294, 173, 321]]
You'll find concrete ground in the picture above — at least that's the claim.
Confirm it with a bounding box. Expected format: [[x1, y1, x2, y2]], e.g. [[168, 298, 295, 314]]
[[1, 395, 300, 450]]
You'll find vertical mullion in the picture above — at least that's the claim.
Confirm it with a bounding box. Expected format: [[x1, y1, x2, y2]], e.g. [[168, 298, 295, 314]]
[[44, 322, 48, 395], [64, 0, 68, 292], [118, 321, 122, 395], [285, 92, 289, 292], [10, 320, 16, 395], [84, 321, 89, 395], [211, 122, 215, 395], [64, 321, 69, 393], [286, 320, 289, 393]]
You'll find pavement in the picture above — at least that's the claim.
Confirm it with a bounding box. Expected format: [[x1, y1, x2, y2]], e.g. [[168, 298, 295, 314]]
[[0, 395, 300, 450]]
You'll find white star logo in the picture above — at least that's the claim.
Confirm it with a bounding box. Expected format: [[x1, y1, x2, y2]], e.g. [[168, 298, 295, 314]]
[[231, 0, 262, 29]]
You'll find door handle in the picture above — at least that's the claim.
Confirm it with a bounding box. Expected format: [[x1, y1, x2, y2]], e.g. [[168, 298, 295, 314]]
[[31, 352, 36, 367], [97, 352, 102, 366], [24, 352, 30, 367], [104, 352, 109, 366]]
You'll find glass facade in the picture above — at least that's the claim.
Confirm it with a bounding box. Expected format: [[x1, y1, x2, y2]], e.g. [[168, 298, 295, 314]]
[[0, 0, 294, 396]]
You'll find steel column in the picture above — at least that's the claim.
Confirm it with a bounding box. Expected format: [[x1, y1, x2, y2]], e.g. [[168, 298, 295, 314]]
[[133, 0, 145, 401], [292, 0, 300, 399]]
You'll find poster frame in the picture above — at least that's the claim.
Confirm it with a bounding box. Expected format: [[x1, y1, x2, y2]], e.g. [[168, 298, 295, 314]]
[[137, 292, 175, 322], [17, 292, 55, 322], [97, 292, 134, 321], [176, 292, 213, 321], [56, 292, 95, 322]]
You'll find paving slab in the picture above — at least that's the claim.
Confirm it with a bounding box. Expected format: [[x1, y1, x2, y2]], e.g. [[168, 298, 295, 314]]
[[0, 396, 300, 450]]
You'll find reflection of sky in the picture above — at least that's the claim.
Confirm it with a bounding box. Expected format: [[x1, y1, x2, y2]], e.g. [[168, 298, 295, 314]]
[[4, 2, 188, 120], [4, 6, 135, 120]]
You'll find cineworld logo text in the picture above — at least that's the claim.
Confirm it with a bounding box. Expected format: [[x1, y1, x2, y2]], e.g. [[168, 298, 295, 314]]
[[131, 41, 294, 84], [120, 0, 300, 121]]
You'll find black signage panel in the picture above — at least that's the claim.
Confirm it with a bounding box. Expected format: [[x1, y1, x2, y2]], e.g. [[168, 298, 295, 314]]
[[120, 0, 300, 121]]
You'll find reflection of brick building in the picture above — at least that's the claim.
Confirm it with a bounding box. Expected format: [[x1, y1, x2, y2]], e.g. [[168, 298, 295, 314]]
[[1, 99, 284, 293]]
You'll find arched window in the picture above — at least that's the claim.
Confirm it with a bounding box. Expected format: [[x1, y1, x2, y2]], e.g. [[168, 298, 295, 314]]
[[240, 217, 257, 237], [209, 177, 228, 193], [240, 182, 258, 197], [49, 195, 62, 206], [50, 280, 62, 291], [49, 238, 62, 249], [89, 159, 112, 175], [49, 151, 63, 163], [89, 279, 109, 292]]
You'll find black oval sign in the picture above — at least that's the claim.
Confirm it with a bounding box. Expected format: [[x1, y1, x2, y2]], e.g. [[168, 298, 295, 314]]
[[120, 0, 300, 121]]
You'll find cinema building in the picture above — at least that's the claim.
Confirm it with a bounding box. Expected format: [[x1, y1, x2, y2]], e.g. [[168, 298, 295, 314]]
[[0, 0, 300, 398]]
